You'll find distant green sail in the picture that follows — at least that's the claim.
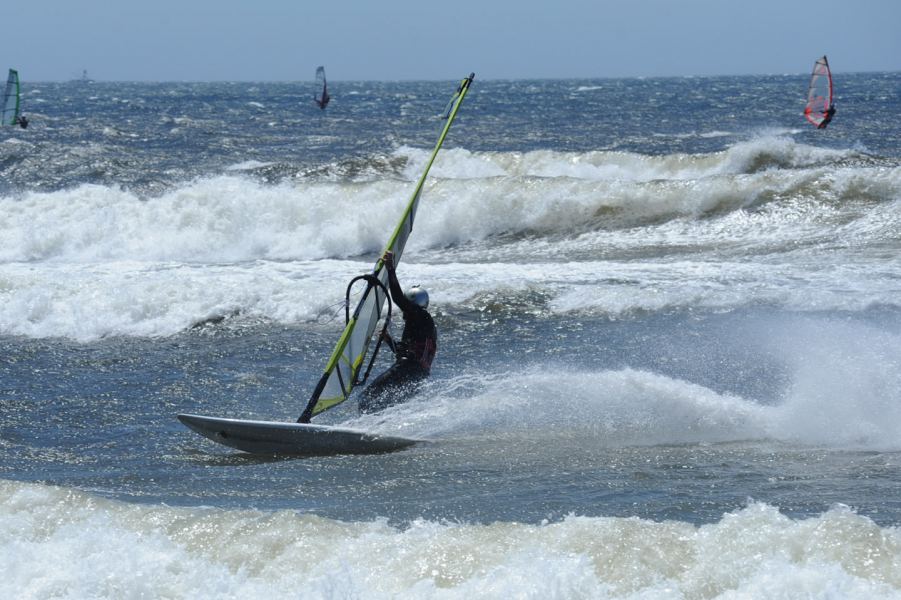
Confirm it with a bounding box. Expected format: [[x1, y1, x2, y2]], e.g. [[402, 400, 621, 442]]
[[2, 69, 21, 126], [299, 73, 475, 423]]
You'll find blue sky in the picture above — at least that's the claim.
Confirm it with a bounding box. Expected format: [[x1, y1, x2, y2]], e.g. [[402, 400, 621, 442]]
[[3, 0, 899, 81]]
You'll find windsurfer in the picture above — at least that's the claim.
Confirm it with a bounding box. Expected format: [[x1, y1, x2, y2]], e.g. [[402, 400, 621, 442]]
[[818, 104, 836, 129], [15, 115, 28, 129], [315, 66, 329, 109], [359, 251, 437, 413]]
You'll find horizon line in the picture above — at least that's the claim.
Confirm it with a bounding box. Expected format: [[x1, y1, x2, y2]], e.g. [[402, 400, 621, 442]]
[[15, 68, 901, 85]]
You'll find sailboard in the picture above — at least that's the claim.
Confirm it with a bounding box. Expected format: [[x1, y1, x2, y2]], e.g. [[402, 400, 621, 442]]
[[2, 69, 22, 127], [178, 73, 475, 456], [178, 414, 419, 456], [314, 66, 330, 109], [804, 56, 835, 129]]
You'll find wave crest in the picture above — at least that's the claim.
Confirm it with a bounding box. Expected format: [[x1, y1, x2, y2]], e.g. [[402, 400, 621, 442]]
[[2, 481, 899, 599]]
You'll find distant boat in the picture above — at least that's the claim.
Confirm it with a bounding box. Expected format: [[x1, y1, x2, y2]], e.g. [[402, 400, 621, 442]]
[[2, 68, 27, 128], [804, 56, 835, 129], [70, 69, 94, 84], [314, 66, 330, 109]]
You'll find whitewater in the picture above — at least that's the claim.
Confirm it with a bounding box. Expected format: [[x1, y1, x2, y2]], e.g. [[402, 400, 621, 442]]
[[3, 140, 900, 340]]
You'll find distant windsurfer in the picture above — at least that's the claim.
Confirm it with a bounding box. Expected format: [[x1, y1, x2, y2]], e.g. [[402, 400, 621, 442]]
[[818, 104, 836, 129], [359, 251, 437, 413], [804, 56, 834, 129], [14, 115, 27, 129], [314, 66, 330, 110]]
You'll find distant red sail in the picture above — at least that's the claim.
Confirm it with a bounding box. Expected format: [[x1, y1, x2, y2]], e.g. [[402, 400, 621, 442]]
[[804, 56, 834, 128]]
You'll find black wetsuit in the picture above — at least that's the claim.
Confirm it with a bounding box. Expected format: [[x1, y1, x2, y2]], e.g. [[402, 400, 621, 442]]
[[358, 264, 437, 413], [818, 105, 836, 129]]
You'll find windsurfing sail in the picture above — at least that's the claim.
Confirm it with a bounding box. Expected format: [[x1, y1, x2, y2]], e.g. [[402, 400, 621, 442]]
[[804, 56, 834, 128], [315, 66, 330, 109], [299, 73, 475, 423], [2, 69, 21, 126]]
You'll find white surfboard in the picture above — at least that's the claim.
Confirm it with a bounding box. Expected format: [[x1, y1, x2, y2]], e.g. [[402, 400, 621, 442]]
[[178, 414, 422, 456]]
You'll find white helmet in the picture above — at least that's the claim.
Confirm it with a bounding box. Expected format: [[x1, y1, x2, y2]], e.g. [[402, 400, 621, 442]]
[[404, 286, 429, 309]]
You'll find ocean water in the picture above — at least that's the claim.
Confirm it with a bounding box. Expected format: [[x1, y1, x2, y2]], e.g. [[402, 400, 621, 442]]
[[2, 74, 901, 598]]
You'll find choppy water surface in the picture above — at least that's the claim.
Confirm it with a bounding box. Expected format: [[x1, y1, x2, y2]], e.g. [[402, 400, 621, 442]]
[[2, 74, 901, 598]]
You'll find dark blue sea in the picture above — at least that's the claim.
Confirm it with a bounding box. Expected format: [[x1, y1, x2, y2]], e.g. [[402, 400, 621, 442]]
[[2, 73, 901, 598]]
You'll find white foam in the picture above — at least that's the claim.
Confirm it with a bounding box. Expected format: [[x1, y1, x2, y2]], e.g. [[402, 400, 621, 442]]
[[1, 137, 33, 147], [3, 251, 901, 341], [0, 178, 413, 263], [2, 481, 899, 599], [0, 259, 359, 341], [699, 130, 733, 139], [394, 146, 507, 180], [1, 151, 894, 266], [225, 160, 274, 171], [397, 136, 858, 182], [1, 145, 899, 340]]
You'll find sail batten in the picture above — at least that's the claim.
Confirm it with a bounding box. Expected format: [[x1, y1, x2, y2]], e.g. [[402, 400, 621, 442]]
[[299, 73, 475, 422], [804, 56, 834, 128], [2, 69, 21, 126]]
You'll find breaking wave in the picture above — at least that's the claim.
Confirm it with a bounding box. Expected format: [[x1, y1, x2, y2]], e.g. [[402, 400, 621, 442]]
[[2, 137, 900, 340], [2, 480, 899, 599], [1, 142, 898, 264]]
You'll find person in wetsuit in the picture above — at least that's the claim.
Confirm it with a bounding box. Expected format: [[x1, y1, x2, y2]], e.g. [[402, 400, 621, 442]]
[[14, 115, 28, 129], [818, 104, 836, 129], [358, 251, 437, 413]]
